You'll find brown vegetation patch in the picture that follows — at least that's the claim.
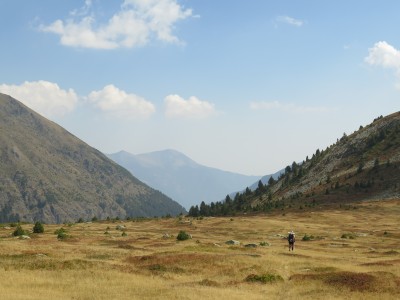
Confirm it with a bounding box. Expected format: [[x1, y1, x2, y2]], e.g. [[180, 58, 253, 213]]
[[126, 252, 221, 273], [198, 279, 220, 287], [324, 272, 377, 291], [280, 252, 310, 258], [0, 254, 99, 271], [290, 272, 377, 292], [291, 271, 400, 293], [362, 259, 400, 266], [384, 250, 399, 255], [103, 239, 144, 250]]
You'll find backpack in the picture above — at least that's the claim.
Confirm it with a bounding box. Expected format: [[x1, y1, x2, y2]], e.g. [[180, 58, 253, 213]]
[[288, 233, 294, 243]]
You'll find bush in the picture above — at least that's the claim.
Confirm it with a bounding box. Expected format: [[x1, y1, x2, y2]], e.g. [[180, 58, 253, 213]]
[[176, 230, 191, 241], [341, 233, 356, 239], [13, 225, 27, 236], [33, 221, 44, 233], [54, 228, 68, 240], [57, 231, 68, 240], [245, 273, 283, 284], [302, 234, 314, 241], [259, 241, 271, 246], [54, 228, 66, 235]]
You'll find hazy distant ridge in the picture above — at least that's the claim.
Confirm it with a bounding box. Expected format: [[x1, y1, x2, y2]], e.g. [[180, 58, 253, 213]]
[[108, 150, 261, 209]]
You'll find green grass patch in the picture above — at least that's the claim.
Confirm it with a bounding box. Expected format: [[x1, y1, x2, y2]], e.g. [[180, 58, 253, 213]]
[[245, 273, 284, 284]]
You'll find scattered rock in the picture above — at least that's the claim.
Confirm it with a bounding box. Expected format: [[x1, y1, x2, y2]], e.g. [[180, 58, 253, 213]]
[[260, 241, 271, 246], [225, 240, 240, 245], [162, 233, 171, 239], [116, 225, 126, 231], [19, 235, 30, 240], [3, 226, 11, 230], [355, 233, 368, 237], [245, 243, 258, 248]]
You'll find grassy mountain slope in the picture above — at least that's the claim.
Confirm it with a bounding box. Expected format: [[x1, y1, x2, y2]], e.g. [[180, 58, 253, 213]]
[[108, 149, 260, 209], [189, 112, 400, 216], [0, 93, 185, 223]]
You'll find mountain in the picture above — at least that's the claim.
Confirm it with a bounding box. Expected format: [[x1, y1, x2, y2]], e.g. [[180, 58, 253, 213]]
[[108, 149, 261, 209], [0, 93, 185, 223], [189, 112, 400, 216]]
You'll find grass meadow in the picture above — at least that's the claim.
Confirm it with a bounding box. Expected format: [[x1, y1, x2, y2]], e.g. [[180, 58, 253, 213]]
[[0, 199, 399, 299]]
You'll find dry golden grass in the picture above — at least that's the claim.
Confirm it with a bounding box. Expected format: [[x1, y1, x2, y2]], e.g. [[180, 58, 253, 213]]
[[0, 199, 399, 299]]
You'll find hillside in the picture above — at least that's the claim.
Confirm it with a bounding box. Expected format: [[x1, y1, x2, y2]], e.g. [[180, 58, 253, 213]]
[[108, 150, 260, 209], [0, 93, 185, 223], [189, 112, 400, 216]]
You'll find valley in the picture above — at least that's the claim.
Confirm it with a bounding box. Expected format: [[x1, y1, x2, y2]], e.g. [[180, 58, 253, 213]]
[[0, 199, 399, 299]]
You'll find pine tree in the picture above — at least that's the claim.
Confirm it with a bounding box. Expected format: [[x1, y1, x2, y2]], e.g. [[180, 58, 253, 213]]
[[33, 221, 44, 233]]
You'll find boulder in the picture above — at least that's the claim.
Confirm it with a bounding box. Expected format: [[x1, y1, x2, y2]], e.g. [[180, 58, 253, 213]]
[[116, 225, 126, 231], [225, 240, 240, 245]]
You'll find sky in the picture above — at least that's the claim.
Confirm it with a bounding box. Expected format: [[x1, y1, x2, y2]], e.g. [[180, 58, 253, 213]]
[[0, 0, 399, 176]]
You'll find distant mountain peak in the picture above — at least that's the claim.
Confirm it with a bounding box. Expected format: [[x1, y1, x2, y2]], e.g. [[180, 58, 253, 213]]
[[108, 149, 261, 209]]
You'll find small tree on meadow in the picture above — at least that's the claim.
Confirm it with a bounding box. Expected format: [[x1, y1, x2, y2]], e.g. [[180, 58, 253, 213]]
[[13, 225, 26, 236], [33, 221, 44, 233]]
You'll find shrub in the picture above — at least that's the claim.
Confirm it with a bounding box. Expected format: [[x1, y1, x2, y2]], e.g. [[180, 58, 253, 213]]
[[121, 231, 127, 237], [57, 231, 68, 240], [259, 241, 271, 246], [33, 221, 44, 233], [245, 273, 283, 284], [54, 228, 68, 240], [54, 228, 66, 235], [302, 234, 314, 241], [13, 225, 27, 236], [176, 230, 191, 241], [341, 233, 356, 239]]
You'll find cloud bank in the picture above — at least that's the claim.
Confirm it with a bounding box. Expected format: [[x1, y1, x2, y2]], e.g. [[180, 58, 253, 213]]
[[87, 84, 155, 119], [39, 0, 193, 49], [0, 81, 218, 121], [164, 94, 217, 119], [0, 81, 78, 118], [365, 41, 400, 89]]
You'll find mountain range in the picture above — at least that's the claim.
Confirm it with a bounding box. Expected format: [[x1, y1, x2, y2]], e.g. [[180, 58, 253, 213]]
[[0, 93, 185, 223], [108, 150, 261, 209]]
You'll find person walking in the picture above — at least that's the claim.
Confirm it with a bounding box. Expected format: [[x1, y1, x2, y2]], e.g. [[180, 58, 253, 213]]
[[288, 230, 295, 251]]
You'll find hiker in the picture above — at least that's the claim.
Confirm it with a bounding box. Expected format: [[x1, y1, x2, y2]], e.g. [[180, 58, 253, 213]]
[[288, 230, 295, 251]]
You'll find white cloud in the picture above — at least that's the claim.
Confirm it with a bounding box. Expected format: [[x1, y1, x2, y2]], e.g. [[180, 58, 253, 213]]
[[164, 94, 217, 119], [39, 0, 193, 49], [276, 15, 304, 27], [365, 41, 400, 89], [365, 41, 400, 68], [87, 84, 155, 119], [250, 101, 331, 113], [0, 81, 78, 118]]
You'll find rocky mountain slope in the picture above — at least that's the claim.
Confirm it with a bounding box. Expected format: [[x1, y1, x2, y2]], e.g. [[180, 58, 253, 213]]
[[108, 149, 260, 209], [0, 93, 185, 223], [188, 112, 400, 216]]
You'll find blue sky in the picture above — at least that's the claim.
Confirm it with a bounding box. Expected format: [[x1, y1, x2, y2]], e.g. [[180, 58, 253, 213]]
[[1, 0, 399, 175]]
